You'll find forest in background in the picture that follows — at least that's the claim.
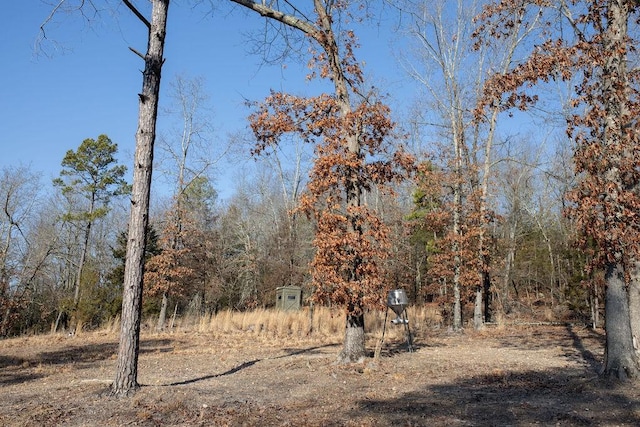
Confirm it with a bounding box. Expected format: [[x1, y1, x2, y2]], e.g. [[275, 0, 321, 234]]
[[0, 0, 608, 338]]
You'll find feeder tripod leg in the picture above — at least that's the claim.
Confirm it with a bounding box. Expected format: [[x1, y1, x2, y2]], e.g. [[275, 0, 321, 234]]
[[381, 308, 389, 345], [403, 310, 414, 352], [375, 308, 390, 360]]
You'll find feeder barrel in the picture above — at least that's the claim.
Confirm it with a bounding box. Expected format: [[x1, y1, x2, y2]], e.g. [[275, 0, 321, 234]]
[[387, 289, 408, 316]]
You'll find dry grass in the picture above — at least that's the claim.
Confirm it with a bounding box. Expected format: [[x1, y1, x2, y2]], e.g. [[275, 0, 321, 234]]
[[42, 304, 443, 348], [141, 304, 443, 343]]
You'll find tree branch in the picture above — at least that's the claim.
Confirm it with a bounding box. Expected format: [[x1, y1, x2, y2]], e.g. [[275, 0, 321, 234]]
[[39, 0, 67, 39], [229, 0, 318, 37], [129, 46, 145, 60], [122, 0, 150, 29]]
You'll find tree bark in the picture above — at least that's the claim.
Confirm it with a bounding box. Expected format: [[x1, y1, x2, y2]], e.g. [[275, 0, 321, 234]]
[[591, 281, 600, 330], [473, 285, 483, 329], [628, 263, 640, 354], [156, 292, 168, 331], [602, 262, 639, 379], [112, 0, 169, 397], [338, 308, 366, 363], [452, 129, 463, 331], [73, 199, 94, 308], [73, 224, 88, 306]]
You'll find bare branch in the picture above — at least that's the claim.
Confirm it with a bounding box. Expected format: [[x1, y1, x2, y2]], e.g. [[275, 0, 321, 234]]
[[39, 0, 67, 40], [36, 0, 70, 56], [129, 46, 145, 60], [559, 0, 587, 42], [122, 0, 151, 29], [229, 0, 318, 36]]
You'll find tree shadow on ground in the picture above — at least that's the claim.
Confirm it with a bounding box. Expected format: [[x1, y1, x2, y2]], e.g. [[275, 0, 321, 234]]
[[29, 338, 177, 367], [353, 327, 639, 426], [0, 354, 26, 369], [0, 338, 180, 386], [563, 324, 602, 371], [33, 342, 118, 366], [353, 366, 640, 425], [164, 359, 262, 386], [162, 344, 338, 387], [0, 371, 44, 386], [279, 343, 340, 358], [374, 342, 417, 358], [492, 324, 604, 371], [493, 324, 604, 352]]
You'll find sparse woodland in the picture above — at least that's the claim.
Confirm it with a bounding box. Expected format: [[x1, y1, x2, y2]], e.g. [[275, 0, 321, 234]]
[[3, 0, 640, 393]]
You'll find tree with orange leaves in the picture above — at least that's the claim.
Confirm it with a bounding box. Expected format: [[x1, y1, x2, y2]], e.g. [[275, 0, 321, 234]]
[[143, 202, 198, 331], [234, 0, 415, 363], [476, 0, 640, 379]]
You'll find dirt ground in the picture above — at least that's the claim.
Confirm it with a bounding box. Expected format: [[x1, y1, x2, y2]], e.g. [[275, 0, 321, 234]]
[[1, 324, 640, 426]]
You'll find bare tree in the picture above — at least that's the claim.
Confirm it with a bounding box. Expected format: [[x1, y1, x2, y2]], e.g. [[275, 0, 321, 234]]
[[0, 166, 40, 292], [39, 0, 171, 396], [153, 74, 220, 330], [399, 0, 539, 329], [246, 104, 312, 296], [112, 0, 170, 396], [0, 166, 42, 336]]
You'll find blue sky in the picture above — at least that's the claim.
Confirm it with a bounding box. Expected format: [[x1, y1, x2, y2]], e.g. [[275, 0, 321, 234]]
[[0, 2, 411, 202]]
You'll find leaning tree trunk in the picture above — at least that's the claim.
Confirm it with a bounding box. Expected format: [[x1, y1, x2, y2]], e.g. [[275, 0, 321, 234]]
[[112, 0, 169, 397]]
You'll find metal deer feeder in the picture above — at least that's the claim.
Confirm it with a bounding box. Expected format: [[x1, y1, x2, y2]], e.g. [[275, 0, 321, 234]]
[[381, 289, 414, 352]]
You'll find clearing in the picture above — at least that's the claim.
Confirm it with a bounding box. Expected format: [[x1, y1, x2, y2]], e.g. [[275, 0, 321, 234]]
[[1, 323, 639, 426]]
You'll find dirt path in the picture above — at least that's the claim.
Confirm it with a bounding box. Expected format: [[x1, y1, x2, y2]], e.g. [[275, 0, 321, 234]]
[[1, 325, 639, 426]]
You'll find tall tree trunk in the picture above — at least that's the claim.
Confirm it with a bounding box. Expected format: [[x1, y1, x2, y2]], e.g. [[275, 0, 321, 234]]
[[73, 218, 92, 307], [628, 261, 640, 355], [0, 215, 13, 294], [477, 107, 500, 325], [501, 218, 517, 317], [474, 13, 524, 325], [73, 194, 96, 309], [314, 0, 366, 360], [1, 307, 11, 337], [473, 4, 527, 326], [414, 255, 424, 303], [452, 269, 462, 330], [591, 280, 600, 330], [452, 138, 463, 331], [156, 292, 168, 331], [473, 286, 483, 329], [599, 0, 639, 380], [112, 0, 169, 397], [602, 262, 638, 379]]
